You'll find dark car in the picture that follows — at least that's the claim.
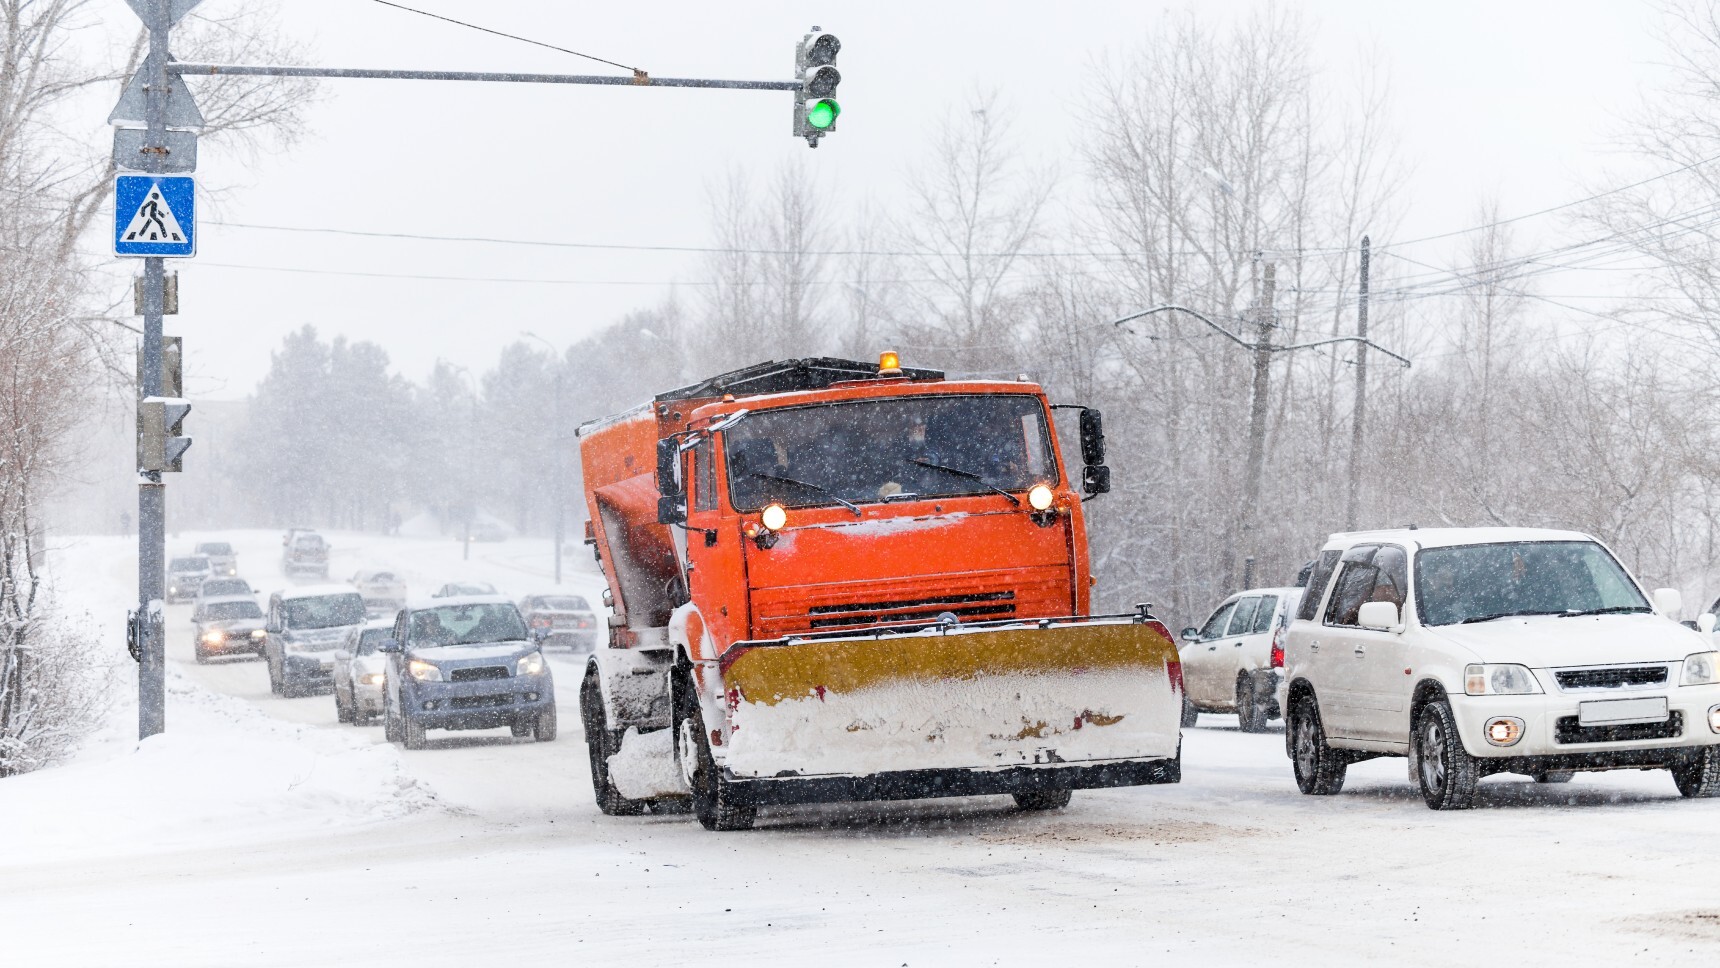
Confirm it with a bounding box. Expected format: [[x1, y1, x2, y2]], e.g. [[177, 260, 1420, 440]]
[[196, 576, 254, 601], [166, 555, 213, 604], [263, 585, 367, 697], [517, 593, 599, 651], [380, 595, 556, 749], [191, 595, 267, 662]]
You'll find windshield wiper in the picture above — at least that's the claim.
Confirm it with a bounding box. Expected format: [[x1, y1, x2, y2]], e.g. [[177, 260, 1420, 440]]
[[747, 472, 863, 517], [1459, 610, 1565, 624], [908, 458, 1022, 506], [1558, 605, 1652, 618]]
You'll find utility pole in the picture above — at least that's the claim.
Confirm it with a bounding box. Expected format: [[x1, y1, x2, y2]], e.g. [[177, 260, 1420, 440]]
[[1239, 257, 1277, 590], [136, 0, 172, 740], [1345, 236, 1371, 530]]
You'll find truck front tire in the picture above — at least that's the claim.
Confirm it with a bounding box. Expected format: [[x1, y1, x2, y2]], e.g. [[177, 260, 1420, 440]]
[[1413, 700, 1479, 810], [673, 668, 755, 832]]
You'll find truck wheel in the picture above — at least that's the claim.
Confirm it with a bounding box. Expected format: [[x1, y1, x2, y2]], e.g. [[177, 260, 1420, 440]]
[[534, 705, 558, 742], [1413, 700, 1479, 810], [403, 714, 428, 751], [1290, 695, 1346, 795], [1532, 771, 1574, 784], [1237, 676, 1269, 733], [1672, 746, 1720, 798], [581, 677, 647, 816], [1013, 789, 1072, 811], [1180, 695, 1199, 728], [674, 670, 755, 832]]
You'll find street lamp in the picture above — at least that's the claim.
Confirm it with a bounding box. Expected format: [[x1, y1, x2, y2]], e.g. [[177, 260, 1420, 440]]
[[522, 331, 567, 585]]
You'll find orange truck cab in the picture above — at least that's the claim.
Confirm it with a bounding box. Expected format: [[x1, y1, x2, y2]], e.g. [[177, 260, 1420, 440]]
[[577, 356, 1183, 830]]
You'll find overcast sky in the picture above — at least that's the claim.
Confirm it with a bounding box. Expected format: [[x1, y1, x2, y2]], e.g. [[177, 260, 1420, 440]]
[[88, 0, 1671, 400]]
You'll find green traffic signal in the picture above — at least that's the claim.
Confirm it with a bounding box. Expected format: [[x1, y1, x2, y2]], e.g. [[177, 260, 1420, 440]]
[[807, 99, 840, 130]]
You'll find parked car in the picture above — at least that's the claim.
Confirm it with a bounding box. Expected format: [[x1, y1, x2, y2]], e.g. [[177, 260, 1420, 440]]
[[469, 520, 509, 542], [380, 595, 556, 749], [166, 555, 213, 603], [194, 541, 238, 577], [350, 570, 408, 618], [517, 593, 599, 651], [333, 620, 395, 724], [196, 576, 254, 602], [432, 581, 497, 598], [263, 584, 367, 698], [283, 532, 329, 579], [1281, 527, 1720, 810], [191, 595, 267, 663], [1179, 586, 1299, 731]]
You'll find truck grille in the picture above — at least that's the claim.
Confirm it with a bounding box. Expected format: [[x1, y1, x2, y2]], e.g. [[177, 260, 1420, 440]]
[[1555, 711, 1682, 745], [450, 666, 509, 682], [807, 591, 1016, 629], [1554, 666, 1667, 690]]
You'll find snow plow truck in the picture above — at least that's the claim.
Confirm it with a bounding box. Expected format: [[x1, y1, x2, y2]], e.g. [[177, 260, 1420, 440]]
[[576, 355, 1183, 830]]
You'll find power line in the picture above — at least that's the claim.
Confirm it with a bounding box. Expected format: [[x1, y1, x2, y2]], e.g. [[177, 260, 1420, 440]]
[[189, 260, 1066, 288], [367, 0, 646, 78]]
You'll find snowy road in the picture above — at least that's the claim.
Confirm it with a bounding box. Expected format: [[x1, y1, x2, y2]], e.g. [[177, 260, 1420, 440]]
[[4, 531, 1720, 965]]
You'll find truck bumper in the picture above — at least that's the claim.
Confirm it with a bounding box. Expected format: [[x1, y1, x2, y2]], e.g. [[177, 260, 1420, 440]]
[[727, 754, 1181, 807]]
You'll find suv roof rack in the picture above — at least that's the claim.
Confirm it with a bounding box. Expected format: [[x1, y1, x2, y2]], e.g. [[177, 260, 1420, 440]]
[[655, 357, 944, 404]]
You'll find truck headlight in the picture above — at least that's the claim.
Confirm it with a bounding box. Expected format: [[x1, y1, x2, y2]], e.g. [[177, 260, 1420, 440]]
[[1682, 652, 1720, 686], [761, 503, 788, 532], [516, 651, 545, 677], [1464, 663, 1542, 696], [1027, 483, 1055, 511], [407, 659, 443, 682]]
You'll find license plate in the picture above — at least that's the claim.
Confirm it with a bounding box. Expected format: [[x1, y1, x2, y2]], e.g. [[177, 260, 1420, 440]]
[[1578, 696, 1668, 726]]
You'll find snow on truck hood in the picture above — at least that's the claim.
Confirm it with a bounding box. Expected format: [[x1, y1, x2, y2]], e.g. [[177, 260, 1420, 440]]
[[407, 641, 533, 662], [1425, 612, 1709, 668]]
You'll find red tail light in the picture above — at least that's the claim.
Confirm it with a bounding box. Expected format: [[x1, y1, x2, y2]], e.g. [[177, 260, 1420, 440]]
[[1270, 624, 1286, 669], [530, 617, 552, 628]]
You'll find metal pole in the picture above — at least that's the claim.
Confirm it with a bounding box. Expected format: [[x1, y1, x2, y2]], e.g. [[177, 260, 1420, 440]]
[[137, 0, 170, 740], [1239, 258, 1277, 588], [553, 366, 564, 585], [170, 63, 799, 91], [1345, 236, 1371, 530]]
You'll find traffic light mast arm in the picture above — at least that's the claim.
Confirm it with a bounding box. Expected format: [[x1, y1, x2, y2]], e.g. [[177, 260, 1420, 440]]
[[170, 63, 800, 91]]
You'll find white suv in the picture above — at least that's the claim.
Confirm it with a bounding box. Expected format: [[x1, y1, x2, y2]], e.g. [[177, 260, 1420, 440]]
[[1282, 527, 1720, 809], [1179, 586, 1299, 731]]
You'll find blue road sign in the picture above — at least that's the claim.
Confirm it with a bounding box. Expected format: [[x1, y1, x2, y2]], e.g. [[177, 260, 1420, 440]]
[[114, 175, 195, 258]]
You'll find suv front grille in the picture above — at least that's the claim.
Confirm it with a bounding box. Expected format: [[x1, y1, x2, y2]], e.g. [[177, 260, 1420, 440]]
[[450, 666, 509, 682], [1555, 711, 1682, 745], [1554, 666, 1668, 690], [450, 694, 510, 709], [807, 591, 1015, 629]]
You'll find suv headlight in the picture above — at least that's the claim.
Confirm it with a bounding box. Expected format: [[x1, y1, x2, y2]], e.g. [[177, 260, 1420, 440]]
[[1465, 663, 1542, 696], [407, 659, 443, 682], [1682, 651, 1720, 686], [516, 651, 545, 677]]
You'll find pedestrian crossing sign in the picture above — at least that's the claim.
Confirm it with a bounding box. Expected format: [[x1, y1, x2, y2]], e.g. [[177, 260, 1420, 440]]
[[114, 175, 195, 258]]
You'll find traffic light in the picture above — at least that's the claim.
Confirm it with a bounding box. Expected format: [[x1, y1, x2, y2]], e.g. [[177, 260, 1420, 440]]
[[794, 28, 841, 147], [138, 396, 192, 472]]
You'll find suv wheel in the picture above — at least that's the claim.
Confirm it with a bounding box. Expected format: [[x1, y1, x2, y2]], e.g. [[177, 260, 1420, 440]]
[[1290, 695, 1346, 795], [1013, 789, 1073, 811], [1237, 675, 1269, 733], [582, 677, 646, 816], [402, 713, 428, 750], [267, 655, 283, 696], [384, 693, 403, 744], [674, 669, 755, 832], [1179, 694, 1199, 729], [1532, 771, 1574, 784], [1672, 746, 1720, 798], [1413, 700, 1479, 810], [534, 705, 557, 742]]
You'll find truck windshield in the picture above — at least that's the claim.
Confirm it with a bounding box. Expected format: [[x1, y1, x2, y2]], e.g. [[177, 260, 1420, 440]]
[[1414, 541, 1650, 627], [724, 394, 1057, 511], [283, 594, 367, 630]]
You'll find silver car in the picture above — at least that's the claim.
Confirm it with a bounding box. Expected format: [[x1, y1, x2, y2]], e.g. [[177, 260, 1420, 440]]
[[195, 541, 238, 577], [166, 555, 213, 604], [333, 621, 394, 724]]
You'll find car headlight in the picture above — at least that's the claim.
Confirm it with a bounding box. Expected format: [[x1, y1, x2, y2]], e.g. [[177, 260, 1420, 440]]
[[516, 651, 545, 677], [1682, 651, 1720, 686], [201, 631, 225, 645], [1464, 663, 1542, 696], [360, 672, 386, 686], [407, 659, 443, 682], [250, 629, 266, 640]]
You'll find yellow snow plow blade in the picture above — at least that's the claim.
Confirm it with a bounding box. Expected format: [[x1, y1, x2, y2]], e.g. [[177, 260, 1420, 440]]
[[719, 618, 1183, 779]]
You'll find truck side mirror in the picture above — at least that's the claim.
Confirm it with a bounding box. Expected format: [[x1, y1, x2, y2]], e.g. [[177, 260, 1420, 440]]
[[1082, 464, 1111, 495], [657, 437, 687, 525], [1079, 408, 1106, 466]]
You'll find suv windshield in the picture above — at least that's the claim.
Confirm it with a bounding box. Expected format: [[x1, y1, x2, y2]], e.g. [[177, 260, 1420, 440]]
[[169, 557, 209, 572], [533, 596, 588, 611], [200, 579, 250, 597], [1415, 541, 1649, 627], [725, 394, 1056, 511], [407, 603, 528, 647], [203, 601, 262, 622], [356, 628, 392, 655], [282, 594, 367, 630]]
